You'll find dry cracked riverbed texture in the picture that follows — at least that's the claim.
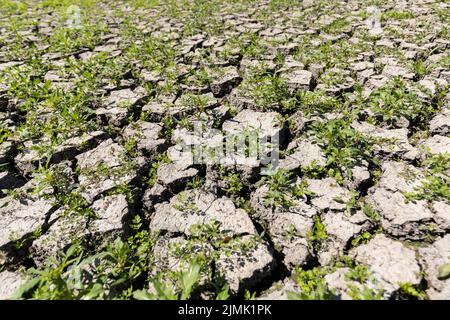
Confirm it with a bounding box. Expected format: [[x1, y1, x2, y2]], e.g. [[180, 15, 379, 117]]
[[0, 0, 449, 300]]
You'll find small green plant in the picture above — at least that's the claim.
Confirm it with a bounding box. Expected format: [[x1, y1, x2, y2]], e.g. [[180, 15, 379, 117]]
[[412, 59, 429, 78], [345, 265, 371, 283], [283, 224, 300, 241], [146, 152, 170, 188], [0, 128, 10, 144], [244, 73, 290, 110], [404, 153, 450, 202], [288, 90, 342, 115], [172, 192, 201, 213], [12, 243, 85, 300], [307, 216, 328, 251], [292, 179, 315, 198], [220, 169, 247, 208], [368, 77, 436, 129], [397, 282, 427, 300], [13, 215, 157, 300], [187, 221, 258, 254], [383, 10, 414, 21], [287, 267, 335, 300], [344, 265, 385, 300], [187, 176, 205, 189], [310, 117, 376, 182], [133, 260, 203, 300], [107, 183, 134, 203], [347, 284, 383, 300], [323, 17, 349, 34], [351, 232, 372, 247], [405, 175, 450, 202], [257, 168, 297, 207], [362, 204, 381, 221], [123, 137, 139, 157], [244, 290, 257, 300]]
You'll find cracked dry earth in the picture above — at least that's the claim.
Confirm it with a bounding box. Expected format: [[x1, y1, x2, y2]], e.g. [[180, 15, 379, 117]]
[[0, 0, 450, 300]]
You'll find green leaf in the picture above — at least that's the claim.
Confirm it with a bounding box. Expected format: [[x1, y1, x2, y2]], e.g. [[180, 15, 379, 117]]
[[244, 289, 256, 300], [83, 283, 104, 300], [286, 291, 302, 300], [216, 284, 230, 300], [10, 277, 41, 300], [152, 280, 178, 300], [65, 243, 81, 259], [133, 289, 154, 300], [180, 261, 201, 300]]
